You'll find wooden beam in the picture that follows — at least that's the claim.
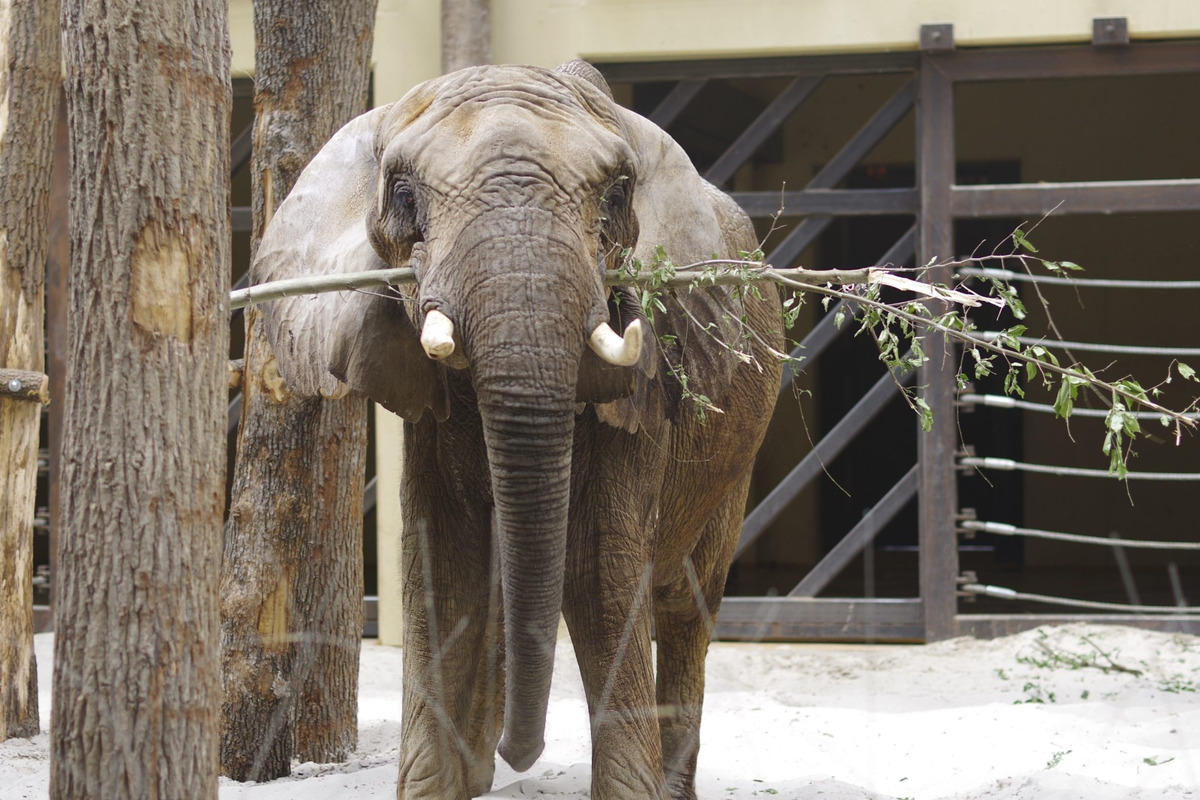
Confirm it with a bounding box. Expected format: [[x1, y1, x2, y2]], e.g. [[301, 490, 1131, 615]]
[[705, 76, 822, 186], [735, 78, 917, 221], [937, 40, 1200, 82], [916, 53, 960, 642], [790, 466, 918, 597], [951, 179, 1200, 217], [808, 79, 916, 190], [959, 614, 1200, 638], [646, 78, 706, 130], [762, 215, 831, 272], [715, 597, 924, 642], [599, 51, 918, 83], [732, 188, 918, 217], [738, 366, 915, 558]]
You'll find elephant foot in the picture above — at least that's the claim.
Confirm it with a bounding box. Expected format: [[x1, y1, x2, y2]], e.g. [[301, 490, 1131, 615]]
[[466, 752, 496, 797], [665, 774, 698, 800], [396, 750, 470, 800], [395, 744, 497, 799]]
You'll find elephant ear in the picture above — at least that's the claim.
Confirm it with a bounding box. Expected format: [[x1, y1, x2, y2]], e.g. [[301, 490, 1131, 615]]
[[252, 104, 447, 422]]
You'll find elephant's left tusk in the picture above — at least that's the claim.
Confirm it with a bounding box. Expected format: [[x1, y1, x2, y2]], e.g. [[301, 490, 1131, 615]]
[[588, 319, 642, 367], [421, 309, 456, 360]]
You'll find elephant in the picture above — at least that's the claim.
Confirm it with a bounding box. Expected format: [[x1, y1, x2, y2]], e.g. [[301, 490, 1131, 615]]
[[252, 60, 783, 800]]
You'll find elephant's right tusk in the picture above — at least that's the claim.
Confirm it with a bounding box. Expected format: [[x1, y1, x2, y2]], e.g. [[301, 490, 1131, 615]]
[[588, 319, 642, 367], [420, 309, 456, 360]]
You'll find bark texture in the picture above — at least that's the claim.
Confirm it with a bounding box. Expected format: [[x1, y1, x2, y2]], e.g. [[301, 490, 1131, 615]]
[[0, 0, 58, 743], [441, 0, 491, 73], [219, 0, 377, 781], [51, 2, 230, 798]]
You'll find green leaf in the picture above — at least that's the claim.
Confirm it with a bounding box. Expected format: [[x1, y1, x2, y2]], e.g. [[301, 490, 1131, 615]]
[[1004, 369, 1026, 398], [1012, 227, 1039, 254], [1053, 376, 1082, 419], [915, 397, 933, 432], [1179, 363, 1197, 382]]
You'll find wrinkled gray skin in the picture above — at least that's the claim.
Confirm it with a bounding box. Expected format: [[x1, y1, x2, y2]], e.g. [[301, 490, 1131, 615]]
[[254, 61, 782, 800]]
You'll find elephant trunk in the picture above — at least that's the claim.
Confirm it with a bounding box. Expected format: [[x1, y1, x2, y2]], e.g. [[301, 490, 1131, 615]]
[[477, 376, 574, 772], [453, 228, 595, 772]]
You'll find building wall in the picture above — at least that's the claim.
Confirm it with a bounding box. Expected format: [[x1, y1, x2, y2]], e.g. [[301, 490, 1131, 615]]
[[230, 1, 1200, 104]]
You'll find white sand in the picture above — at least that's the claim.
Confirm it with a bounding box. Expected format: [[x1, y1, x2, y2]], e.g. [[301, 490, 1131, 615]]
[[4, 623, 1199, 799]]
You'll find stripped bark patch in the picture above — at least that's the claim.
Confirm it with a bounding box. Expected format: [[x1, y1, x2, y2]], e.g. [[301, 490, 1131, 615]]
[[131, 223, 194, 342]]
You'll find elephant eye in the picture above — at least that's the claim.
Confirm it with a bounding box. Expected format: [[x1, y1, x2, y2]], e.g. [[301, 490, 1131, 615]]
[[603, 180, 628, 211], [392, 181, 416, 212]]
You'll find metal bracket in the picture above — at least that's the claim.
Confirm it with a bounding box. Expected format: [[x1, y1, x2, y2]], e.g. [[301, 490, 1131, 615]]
[[920, 23, 955, 52], [1093, 17, 1129, 47]]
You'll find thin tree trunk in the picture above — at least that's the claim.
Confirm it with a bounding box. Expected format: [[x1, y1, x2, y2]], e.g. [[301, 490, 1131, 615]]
[[220, 0, 377, 781], [442, 0, 491, 73], [51, 2, 230, 798], [0, 0, 58, 743]]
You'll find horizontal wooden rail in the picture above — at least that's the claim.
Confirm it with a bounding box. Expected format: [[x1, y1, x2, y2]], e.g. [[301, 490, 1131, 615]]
[[732, 187, 918, 217], [935, 40, 1200, 82], [715, 597, 924, 642], [0, 368, 50, 404], [951, 179, 1200, 217], [598, 51, 917, 83]]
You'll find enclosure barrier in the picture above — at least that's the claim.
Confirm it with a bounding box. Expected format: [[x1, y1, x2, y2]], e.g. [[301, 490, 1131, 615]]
[[957, 247, 1200, 623], [960, 456, 1200, 481], [968, 331, 1200, 358], [960, 520, 1200, 551], [959, 393, 1200, 421], [961, 583, 1197, 614]]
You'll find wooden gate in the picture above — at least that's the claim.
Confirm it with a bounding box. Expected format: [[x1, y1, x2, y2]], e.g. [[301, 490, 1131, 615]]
[[601, 30, 1200, 642]]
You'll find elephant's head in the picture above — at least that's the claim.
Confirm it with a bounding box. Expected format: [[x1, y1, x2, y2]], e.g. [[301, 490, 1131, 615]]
[[252, 62, 657, 771]]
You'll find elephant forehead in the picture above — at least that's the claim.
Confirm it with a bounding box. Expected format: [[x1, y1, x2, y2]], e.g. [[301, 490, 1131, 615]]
[[386, 70, 631, 194], [456, 105, 621, 179]]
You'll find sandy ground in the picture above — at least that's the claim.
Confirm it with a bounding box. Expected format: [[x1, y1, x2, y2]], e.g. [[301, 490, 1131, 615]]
[[3, 623, 1198, 799]]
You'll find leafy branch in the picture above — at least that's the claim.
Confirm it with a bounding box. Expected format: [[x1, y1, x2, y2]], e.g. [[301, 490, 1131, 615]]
[[613, 235, 1199, 474], [229, 230, 1200, 476]]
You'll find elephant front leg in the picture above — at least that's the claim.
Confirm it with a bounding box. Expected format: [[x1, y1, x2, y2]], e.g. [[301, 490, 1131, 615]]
[[563, 551, 667, 800], [397, 512, 503, 799], [397, 430, 503, 799]]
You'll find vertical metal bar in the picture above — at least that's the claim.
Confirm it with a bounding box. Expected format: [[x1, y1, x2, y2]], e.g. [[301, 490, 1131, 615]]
[[46, 92, 69, 623], [916, 54, 959, 642]]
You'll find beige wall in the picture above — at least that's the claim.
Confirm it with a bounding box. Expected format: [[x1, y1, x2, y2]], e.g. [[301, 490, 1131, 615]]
[[231, 1, 1200, 104]]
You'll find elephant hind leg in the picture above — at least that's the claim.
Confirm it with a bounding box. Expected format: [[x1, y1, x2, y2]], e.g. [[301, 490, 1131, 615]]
[[653, 477, 748, 800]]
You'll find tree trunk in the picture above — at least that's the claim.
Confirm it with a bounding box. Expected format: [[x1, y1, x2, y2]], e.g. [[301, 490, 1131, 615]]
[[220, 0, 377, 781], [0, 0, 58, 743], [442, 0, 491, 73], [51, 2, 230, 798]]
